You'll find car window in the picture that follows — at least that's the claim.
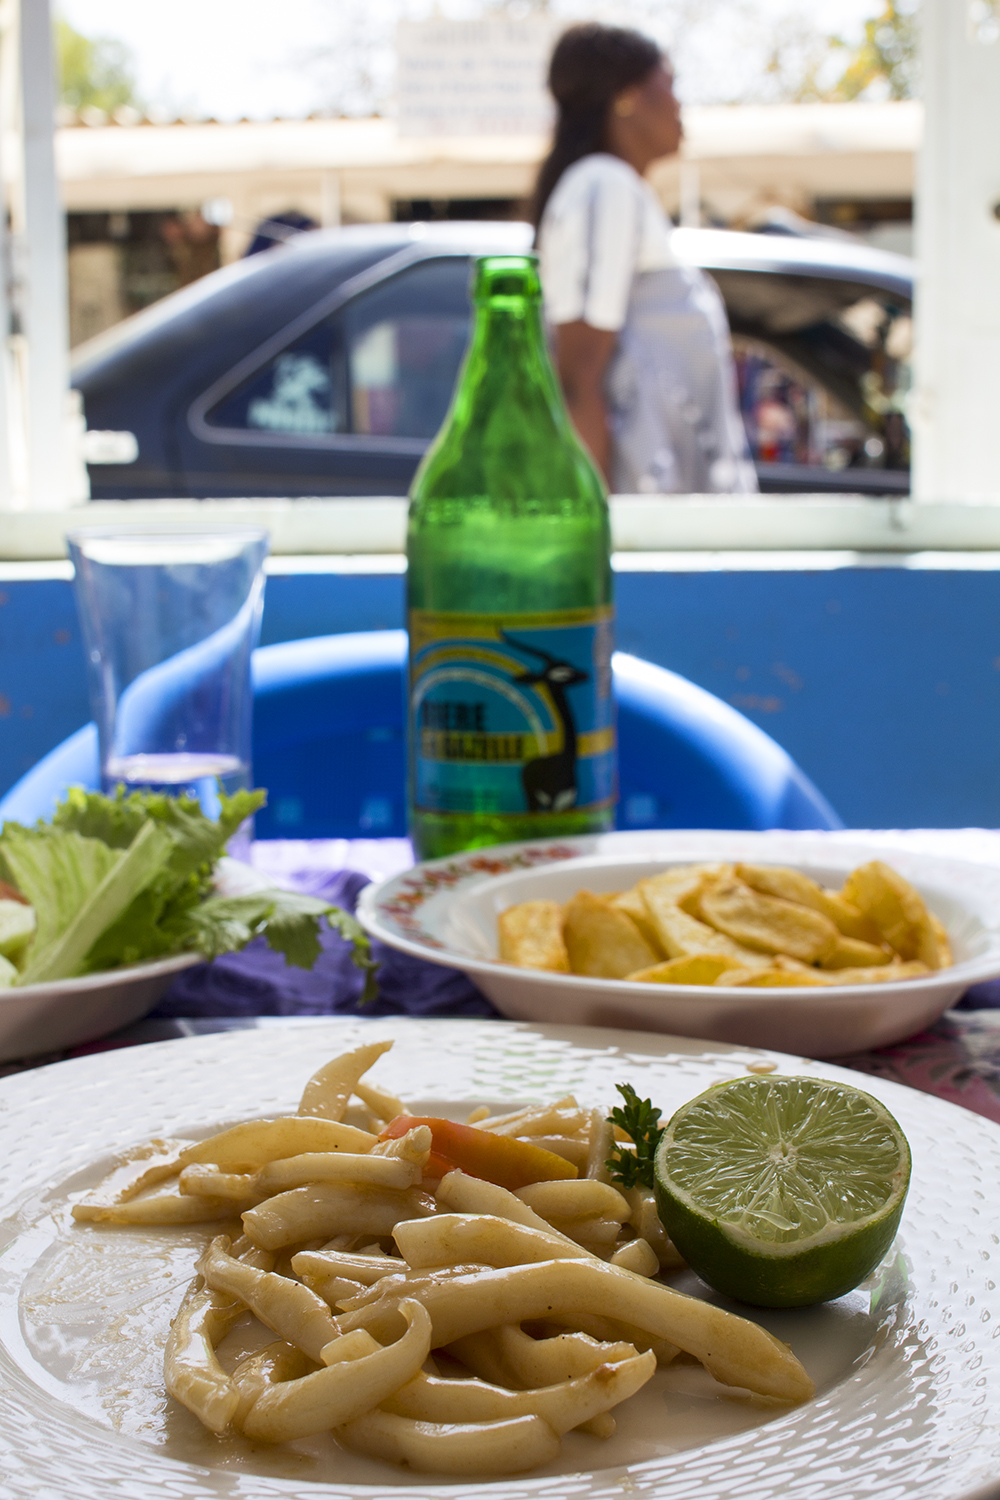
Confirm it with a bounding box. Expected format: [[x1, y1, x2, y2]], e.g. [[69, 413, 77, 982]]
[[345, 260, 471, 438], [203, 257, 471, 441]]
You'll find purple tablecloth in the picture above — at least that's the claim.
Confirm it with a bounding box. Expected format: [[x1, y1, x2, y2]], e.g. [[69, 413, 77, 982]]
[[156, 860, 496, 1022]]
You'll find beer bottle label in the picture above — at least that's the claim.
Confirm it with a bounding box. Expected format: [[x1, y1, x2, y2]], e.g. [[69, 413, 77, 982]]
[[408, 606, 615, 817]]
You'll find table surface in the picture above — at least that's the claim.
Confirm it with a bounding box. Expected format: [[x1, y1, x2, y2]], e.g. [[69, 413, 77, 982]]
[[5, 828, 1000, 1125]]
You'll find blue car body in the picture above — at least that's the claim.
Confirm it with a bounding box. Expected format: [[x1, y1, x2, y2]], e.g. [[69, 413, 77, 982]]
[[72, 220, 914, 500]]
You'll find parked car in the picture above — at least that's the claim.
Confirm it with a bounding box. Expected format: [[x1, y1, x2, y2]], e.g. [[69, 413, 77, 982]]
[[73, 219, 913, 499]]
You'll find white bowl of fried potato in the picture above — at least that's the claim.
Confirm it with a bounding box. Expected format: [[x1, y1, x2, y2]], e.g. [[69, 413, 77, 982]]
[[359, 831, 1000, 1057]]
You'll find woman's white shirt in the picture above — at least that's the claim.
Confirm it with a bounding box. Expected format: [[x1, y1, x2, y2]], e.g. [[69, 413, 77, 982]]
[[538, 153, 678, 331], [536, 150, 758, 495]]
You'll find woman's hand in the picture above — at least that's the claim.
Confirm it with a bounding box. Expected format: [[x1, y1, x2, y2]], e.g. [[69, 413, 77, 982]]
[[554, 321, 618, 484]]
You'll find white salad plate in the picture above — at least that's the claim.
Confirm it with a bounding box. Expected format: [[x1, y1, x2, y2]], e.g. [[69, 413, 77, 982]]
[[358, 830, 1000, 1057], [0, 1017, 998, 1500], [0, 950, 200, 1063], [0, 856, 281, 1063]]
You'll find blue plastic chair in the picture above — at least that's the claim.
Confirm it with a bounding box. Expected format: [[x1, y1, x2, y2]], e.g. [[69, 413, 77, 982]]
[[0, 629, 841, 834]]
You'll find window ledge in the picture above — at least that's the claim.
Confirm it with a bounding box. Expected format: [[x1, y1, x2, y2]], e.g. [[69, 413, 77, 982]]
[[3, 494, 1000, 562]]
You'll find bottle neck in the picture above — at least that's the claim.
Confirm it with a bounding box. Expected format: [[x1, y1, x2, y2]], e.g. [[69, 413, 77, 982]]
[[463, 295, 566, 418]]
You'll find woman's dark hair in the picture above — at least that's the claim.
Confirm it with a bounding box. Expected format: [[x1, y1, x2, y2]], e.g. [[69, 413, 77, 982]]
[[531, 23, 661, 231]]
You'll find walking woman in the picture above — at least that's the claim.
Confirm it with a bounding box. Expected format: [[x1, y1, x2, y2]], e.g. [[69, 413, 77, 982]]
[[535, 23, 756, 495]]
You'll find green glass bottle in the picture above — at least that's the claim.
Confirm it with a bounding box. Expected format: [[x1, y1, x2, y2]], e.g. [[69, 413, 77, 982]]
[[407, 254, 615, 860]]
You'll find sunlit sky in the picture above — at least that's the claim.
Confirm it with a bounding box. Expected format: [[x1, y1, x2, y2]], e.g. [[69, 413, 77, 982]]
[[57, 0, 887, 120]]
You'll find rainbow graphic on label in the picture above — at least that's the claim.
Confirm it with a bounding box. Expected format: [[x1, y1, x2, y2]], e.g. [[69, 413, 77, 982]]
[[409, 607, 615, 817]]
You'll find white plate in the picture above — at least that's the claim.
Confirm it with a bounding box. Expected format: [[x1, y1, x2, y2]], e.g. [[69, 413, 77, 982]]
[[0, 951, 201, 1062], [0, 1016, 999, 1500], [358, 830, 1000, 1057]]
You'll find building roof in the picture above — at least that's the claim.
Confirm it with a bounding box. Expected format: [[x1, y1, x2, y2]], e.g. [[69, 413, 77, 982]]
[[55, 102, 921, 184]]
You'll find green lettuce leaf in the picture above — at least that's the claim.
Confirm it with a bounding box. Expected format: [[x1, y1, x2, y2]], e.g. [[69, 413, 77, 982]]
[[0, 823, 122, 953], [63, 786, 266, 973], [14, 820, 174, 985], [2, 787, 377, 998], [179, 888, 377, 1001]]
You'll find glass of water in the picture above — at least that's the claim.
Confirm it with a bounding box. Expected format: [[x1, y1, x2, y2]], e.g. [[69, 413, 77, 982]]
[[67, 528, 268, 813]]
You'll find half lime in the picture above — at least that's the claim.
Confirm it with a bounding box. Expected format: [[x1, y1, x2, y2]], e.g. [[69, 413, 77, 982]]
[[653, 1074, 911, 1308]]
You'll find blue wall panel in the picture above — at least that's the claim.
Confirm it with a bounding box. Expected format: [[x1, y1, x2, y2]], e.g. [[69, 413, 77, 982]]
[[2, 564, 998, 828], [616, 570, 1000, 828]]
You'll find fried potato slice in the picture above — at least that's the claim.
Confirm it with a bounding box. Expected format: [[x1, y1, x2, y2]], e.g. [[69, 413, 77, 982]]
[[817, 936, 892, 970], [609, 887, 665, 954], [562, 891, 660, 979], [817, 959, 931, 985], [698, 876, 839, 962], [735, 862, 880, 942], [640, 864, 731, 913], [637, 881, 764, 966], [498, 901, 571, 973], [841, 861, 944, 965], [719, 965, 830, 988], [721, 956, 931, 987], [627, 954, 736, 986]]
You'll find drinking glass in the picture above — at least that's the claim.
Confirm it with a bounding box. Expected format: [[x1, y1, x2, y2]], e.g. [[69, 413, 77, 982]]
[[67, 528, 268, 814]]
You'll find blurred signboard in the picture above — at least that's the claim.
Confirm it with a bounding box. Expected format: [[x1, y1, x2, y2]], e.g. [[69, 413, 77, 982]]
[[397, 18, 556, 137]]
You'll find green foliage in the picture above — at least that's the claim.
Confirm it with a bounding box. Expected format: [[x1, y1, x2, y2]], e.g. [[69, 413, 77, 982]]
[[605, 1083, 665, 1191], [827, 2, 919, 102], [57, 19, 139, 115]]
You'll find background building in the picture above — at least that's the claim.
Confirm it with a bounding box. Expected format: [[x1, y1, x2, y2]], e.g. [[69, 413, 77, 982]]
[[58, 100, 919, 347]]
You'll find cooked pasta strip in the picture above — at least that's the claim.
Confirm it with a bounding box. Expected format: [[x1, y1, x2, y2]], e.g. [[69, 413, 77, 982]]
[[292, 1248, 406, 1287], [551, 1217, 622, 1253], [115, 1142, 185, 1201], [524, 1136, 589, 1169], [257, 1152, 420, 1193], [242, 1299, 431, 1442], [331, 1261, 499, 1317], [516, 1179, 631, 1222], [179, 1166, 260, 1201], [559, 1311, 679, 1364], [163, 1280, 244, 1432], [242, 1183, 436, 1251], [354, 1079, 406, 1123], [306, 1275, 368, 1308], [476, 1101, 572, 1133], [230, 1341, 316, 1430], [436, 1170, 596, 1256], [448, 1325, 638, 1388], [72, 1190, 244, 1225], [483, 1102, 586, 1138], [579, 1412, 617, 1438], [336, 1409, 560, 1477], [200, 1235, 340, 1362], [298, 1041, 394, 1121], [584, 1108, 616, 1184], [335, 1258, 814, 1401], [382, 1348, 655, 1432], [624, 1186, 686, 1270], [370, 1124, 433, 1168], [394, 1213, 589, 1270], [179, 1116, 377, 1169], [610, 1238, 660, 1277]]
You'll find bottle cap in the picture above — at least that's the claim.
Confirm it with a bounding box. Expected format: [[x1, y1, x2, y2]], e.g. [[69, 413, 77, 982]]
[[472, 255, 542, 303]]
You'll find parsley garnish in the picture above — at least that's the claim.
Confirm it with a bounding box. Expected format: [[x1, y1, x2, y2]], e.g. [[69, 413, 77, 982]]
[[605, 1083, 665, 1190]]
